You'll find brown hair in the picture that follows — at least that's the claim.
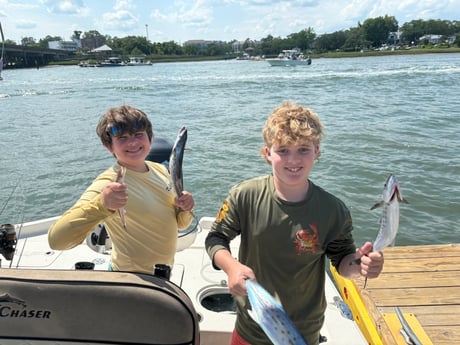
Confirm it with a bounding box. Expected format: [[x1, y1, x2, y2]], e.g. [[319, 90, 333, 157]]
[[96, 105, 153, 146]]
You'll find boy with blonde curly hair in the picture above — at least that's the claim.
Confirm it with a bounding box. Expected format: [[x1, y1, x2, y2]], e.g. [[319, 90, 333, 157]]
[[206, 100, 383, 345]]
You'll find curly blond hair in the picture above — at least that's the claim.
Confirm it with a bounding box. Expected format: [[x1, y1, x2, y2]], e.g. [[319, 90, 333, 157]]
[[261, 100, 324, 161]]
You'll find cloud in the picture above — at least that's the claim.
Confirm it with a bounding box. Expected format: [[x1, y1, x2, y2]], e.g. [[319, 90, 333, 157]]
[[150, 1, 213, 29], [16, 19, 37, 29], [101, 10, 138, 31], [114, 0, 134, 11], [39, 0, 87, 15]]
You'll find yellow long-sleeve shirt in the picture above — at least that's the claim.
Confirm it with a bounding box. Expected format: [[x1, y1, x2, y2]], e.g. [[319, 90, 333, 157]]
[[48, 161, 193, 274]]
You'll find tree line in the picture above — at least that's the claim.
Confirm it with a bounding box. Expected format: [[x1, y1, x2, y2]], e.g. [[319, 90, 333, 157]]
[[10, 16, 460, 57]]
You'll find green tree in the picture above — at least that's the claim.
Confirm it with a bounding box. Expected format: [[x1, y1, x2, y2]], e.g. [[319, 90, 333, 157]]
[[38, 35, 63, 48], [400, 19, 425, 44], [107, 36, 151, 55], [183, 44, 200, 55], [72, 31, 82, 40], [287, 27, 316, 51], [314, 31, 347, 52], [454, 33, 460, 47], [21, 37, 37, 46], [341, 27, 369, 51], [82, 30, 103, 39], [362, 15, 398, 48]]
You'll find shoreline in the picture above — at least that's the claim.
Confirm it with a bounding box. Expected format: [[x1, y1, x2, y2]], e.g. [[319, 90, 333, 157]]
[[45, 47, 460, 67]]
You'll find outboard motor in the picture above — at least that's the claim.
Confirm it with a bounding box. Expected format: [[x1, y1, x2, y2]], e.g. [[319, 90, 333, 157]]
[[0, 223, 17, 261], [147, 136, 173, 168]]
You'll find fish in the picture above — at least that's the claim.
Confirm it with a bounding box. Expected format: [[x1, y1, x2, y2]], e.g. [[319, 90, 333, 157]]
[[371, 174, 408, 251], [117, 165, 127, 231], [246, 279, 307, 345], [355, 174, 408, 288], [169, 127, 187, 198]]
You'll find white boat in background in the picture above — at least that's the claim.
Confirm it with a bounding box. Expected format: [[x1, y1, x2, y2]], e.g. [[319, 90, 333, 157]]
[[266, 48, 312, 67], [127, 56, 153, 66], [0, 214, 368, 344], [99, 57, 126, 67]]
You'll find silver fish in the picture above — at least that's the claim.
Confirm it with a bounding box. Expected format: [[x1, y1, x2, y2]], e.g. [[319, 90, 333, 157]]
[[371, 174, 408, 251], [117, 165, 127, 231], [358, 175, 408, 288], [246, 279, 307, 345], [169, 127, 187, 198]]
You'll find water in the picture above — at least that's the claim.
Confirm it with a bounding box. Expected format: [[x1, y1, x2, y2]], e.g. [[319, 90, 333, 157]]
[[1, 53, 459, 246]]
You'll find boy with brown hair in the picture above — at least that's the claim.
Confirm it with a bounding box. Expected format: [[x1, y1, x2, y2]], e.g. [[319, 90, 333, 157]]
[[49, 105, 194, 274]]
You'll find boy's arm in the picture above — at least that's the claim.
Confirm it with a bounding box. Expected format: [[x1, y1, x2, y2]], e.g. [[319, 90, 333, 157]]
[[213, 249, 255, 296], [48, 194, 114, 250]]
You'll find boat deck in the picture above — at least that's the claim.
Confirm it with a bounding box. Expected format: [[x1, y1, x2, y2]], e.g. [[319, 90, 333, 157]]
[[348, 244, 460, 345]]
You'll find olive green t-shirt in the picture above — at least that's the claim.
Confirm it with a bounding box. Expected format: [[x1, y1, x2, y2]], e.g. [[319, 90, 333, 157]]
[[206, 175, 356, 345]]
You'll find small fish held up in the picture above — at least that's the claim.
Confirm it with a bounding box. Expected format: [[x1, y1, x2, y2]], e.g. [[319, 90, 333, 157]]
[[169, 127, 187, 198], [356, 174, 408, 288], [371, 174, 408, 252]]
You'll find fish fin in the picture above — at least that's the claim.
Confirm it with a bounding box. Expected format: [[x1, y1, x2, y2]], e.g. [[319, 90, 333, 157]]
[[370, 200, 384, 210], [273, 292, 283, 308], [247, 308, 259, 323], [399, 197, 409, 204]]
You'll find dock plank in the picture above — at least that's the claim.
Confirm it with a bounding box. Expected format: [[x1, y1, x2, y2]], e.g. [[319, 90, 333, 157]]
[[364, 271, 460, 289], [351, 244, 460, 345]]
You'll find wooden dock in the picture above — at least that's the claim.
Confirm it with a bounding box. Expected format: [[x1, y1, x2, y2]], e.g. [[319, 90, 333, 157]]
[[332, 244, 460, 345]]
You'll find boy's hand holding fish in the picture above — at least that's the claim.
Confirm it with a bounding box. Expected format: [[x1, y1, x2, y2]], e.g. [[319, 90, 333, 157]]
[[101, 169, 128, 212], [340, 242, 384, 279], [174, 191, 195, 212]]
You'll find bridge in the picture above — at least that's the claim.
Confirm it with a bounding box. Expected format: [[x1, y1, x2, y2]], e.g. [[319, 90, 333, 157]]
[[2, 44, 74, 69]]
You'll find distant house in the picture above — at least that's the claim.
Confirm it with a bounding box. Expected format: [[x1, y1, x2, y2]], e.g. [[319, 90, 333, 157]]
[[48, 40, 80, 51], [81, 36, 106, 52], [183, 39, 224, 48], [419, 34, 443, 44], [387, 31, 401, 45], [232, 40, 261, 53]]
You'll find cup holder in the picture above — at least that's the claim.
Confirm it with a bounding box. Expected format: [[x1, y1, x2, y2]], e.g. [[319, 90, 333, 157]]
[[198, 286, 237, 313]]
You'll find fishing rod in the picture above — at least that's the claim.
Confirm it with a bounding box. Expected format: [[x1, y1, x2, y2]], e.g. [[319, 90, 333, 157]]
[[0, 179, 24, 266], [0, 21, 4, 80]]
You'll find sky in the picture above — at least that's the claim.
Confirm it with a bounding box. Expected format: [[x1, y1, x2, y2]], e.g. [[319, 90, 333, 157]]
[[0, 0, 459, 44]]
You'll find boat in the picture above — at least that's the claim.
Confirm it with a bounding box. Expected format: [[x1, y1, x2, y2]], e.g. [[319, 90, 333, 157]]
[[0, 214, 368, 344], [127, 56, 153, 66], [266, 48, 312, 67], [78, 60, 101, 67], [98, 57, 126, 67]]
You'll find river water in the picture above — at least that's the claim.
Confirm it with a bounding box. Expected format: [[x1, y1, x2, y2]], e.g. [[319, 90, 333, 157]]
[[1, 53, 459, 246]]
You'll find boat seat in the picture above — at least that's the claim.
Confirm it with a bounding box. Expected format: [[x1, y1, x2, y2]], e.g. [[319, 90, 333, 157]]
[[0, 268, 200, 344]]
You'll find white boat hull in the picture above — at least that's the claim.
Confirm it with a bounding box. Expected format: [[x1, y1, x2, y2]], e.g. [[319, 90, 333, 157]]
[[266, 59, 312, 67], [0, 216, 367, 344]]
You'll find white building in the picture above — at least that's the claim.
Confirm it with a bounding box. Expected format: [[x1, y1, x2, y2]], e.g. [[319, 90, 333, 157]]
[[48, 40, 80, 51]]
